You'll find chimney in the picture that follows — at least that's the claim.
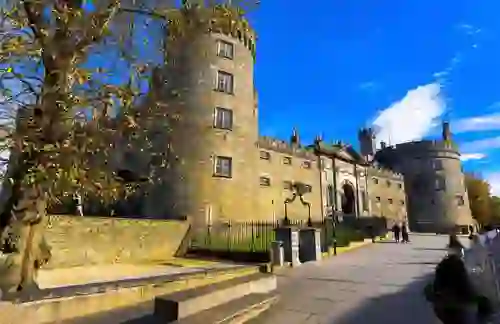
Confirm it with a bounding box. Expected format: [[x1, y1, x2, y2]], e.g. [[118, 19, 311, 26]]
[[442, 121, 451, 141], [380, 141, 387, 149]]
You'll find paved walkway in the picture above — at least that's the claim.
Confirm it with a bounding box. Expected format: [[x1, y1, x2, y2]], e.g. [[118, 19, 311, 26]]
[[251, 234, 452, 324]]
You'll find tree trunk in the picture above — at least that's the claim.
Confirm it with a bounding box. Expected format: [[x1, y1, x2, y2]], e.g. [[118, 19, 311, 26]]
[[0, 156, 51, 296]]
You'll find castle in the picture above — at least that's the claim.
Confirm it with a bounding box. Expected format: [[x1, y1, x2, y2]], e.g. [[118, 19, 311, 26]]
[[120, 3, 474, 233]]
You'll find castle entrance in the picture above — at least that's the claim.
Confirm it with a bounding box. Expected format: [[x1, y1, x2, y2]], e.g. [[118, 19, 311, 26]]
[[341, 182, 356, 215]]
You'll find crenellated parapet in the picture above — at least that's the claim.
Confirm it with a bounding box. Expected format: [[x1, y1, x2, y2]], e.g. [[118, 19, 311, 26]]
[[167, 5, 256, 58], [368, 165, 404, 181], [392, 140, 460, 155], [257, 136, 317, 160]]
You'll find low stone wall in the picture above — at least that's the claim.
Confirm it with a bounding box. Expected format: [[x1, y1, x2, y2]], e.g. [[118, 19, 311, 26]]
[[44, 215, 190, 269]]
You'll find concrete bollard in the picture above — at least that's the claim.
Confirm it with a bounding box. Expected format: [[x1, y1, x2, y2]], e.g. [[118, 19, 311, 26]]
[[270, 241, 285, 267]]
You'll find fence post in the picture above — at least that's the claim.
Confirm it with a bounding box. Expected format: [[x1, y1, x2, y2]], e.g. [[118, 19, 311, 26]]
[[251, 222, 256, 252], [227, 221, 232, 251]]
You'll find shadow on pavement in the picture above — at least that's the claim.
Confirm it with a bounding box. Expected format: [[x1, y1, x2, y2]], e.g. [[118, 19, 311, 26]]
[[413, 247, 448, 252], [330, 273, 441, 324], [396, 262, 440, 266]]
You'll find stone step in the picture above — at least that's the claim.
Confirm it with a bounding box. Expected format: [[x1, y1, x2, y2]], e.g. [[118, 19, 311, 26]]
[[177, 292, 279, 324], [154, 272, 277, 323], [1, 265, 259, 324]]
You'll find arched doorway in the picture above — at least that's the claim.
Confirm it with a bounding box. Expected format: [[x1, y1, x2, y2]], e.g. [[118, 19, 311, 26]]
[[341, 182, 356, 215]]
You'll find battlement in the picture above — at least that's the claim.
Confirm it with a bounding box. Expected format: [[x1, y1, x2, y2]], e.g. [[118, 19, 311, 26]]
[[389, 139, 460, 154], [167, 5, 256, 58], [368, 165, 404, 181], [358, 127, 375, 138], [257, 136, 317, 160]]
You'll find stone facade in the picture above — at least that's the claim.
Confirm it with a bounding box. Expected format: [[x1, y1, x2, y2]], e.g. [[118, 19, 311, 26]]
[[373, 127, 474, 232], [119, 5, 471, 232]]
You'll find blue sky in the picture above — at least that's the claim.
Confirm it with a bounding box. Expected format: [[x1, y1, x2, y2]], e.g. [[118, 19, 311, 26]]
[[247, 0, 500, 193]]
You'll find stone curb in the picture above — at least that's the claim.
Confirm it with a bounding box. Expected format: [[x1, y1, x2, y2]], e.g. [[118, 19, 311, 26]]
[[321, 234, 389, 258]]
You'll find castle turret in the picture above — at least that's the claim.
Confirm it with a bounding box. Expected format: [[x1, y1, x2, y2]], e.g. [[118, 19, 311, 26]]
[[144, 4, 258, 223], [358, 127, 376, 159]]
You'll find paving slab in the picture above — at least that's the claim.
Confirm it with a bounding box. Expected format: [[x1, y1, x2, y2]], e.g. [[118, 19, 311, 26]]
[[251, 234, 454, 324]]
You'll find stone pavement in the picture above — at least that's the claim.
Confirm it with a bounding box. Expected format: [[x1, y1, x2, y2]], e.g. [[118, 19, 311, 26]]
[[250, 234, 452, 324]]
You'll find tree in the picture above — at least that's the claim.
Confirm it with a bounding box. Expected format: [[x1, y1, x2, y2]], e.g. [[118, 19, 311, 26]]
[[465, 173, 491, 225], [0, 0, 257, 295], [490, 196, 500, 224]]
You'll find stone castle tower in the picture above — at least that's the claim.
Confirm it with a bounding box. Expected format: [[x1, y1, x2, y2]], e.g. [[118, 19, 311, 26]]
[[358, 127, 376, 160], [374, 121, 473, 232], [143, 3, 258, 224]]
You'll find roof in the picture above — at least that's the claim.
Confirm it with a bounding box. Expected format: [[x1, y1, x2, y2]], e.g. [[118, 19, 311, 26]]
[[312, 141, 368, 165]]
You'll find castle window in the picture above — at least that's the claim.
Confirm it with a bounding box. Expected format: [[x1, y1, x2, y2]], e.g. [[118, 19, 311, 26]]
[[260, 151, 271, 160], [456, 195, 465, 206], [214, 107, 233, 130], [375, 196, 381, 202], [216, 71, 234, 94], [304, 184, 312, 193], [302, 161, 312, 169], [283, 157, 292, 165], [260, 176, 271, 187], [398, 183, 403, 189], [373, 178, 379, 184], [388, 198, 393, 204], [435, 177, 446, 191], [214, 156, 232, 178], [386, 180, 391, 187], [283, 181, 293, 190], [217, 40, 234, 59], [433, 160, 443, 170]]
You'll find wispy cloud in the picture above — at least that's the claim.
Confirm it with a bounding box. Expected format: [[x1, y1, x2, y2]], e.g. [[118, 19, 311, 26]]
[[371, 83, 445, 145], [433, 53, 463, 82], [460, 153, 487, 162], [453, 112, 500, 133], [358, 81, 379, 92], [460, 136, 500, 153]]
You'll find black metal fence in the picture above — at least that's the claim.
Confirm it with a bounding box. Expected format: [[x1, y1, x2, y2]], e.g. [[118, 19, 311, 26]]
[[187, 216, 388, 258]]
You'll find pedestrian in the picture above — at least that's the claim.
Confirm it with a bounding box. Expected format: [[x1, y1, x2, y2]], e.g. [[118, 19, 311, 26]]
[[392, 223, 400, 243], [448, 234, 464, 258], [424, 253, 493, 324], [74, 192, 83, 217], [468, 225, 475, 240], [401, 223, 409, 243]]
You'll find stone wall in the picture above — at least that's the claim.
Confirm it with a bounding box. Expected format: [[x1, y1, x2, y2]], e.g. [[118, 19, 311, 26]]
[[257, 146, 321, 222], [44, 215, 190, 269]]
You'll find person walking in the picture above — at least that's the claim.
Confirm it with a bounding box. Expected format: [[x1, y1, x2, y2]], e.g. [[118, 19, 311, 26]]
[[424, 253, 493, 324], [74, 192, 83, 217], [448, 234, 465, 258], [392, 223, 401, 243], [401, 223, 409, 243]]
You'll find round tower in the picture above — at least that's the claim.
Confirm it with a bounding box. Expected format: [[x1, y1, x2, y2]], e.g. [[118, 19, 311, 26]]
[[377, 139, 473, 233], [145, 4, 258, 224]]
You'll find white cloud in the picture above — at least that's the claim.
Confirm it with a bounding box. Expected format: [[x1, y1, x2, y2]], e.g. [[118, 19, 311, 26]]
[[459, 136, 500, 153], [371, 83, 445, 145], [453, 113, 500, 133], [460, 153, 487, 161]]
